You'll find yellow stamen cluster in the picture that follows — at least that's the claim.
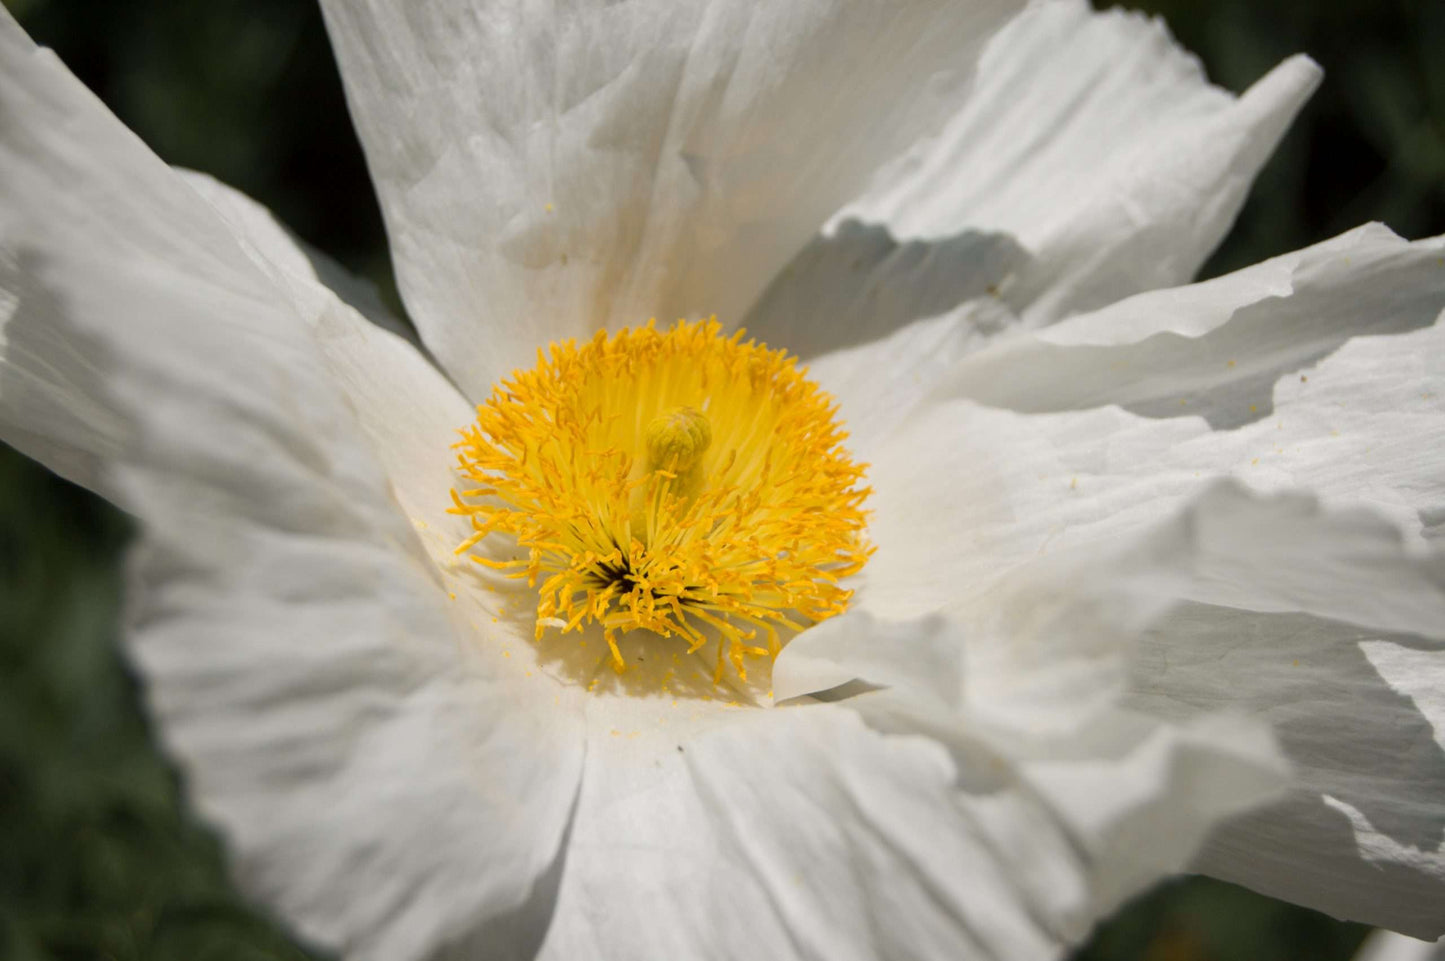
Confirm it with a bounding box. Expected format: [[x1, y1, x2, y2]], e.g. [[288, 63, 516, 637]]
[[450, 318, 872, 683]]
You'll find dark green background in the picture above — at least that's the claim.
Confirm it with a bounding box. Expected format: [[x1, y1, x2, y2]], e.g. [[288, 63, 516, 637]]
[[2, 0, 1442, 958]]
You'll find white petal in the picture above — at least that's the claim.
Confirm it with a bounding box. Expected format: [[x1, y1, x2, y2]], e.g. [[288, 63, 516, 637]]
[[930, 224, 1445, 541], [1362, 641, 1445, 741], [794, 227, 1445, 665], [941, 224, 1445, 427], [1126, 609, 1445, 939], [1164, 486, 1445, 635], [836, 223, 1445, 932], [176, 168, 418, 344], [795, 473, 1445, 728], [846, 362, 1445, 934], [1132, 611, 1445, 939], [744, 223, 1026, 364], [858, 407, 1445, 932], [747, 233, 1025, 463], [739, 0, 1318, 437], [779, 541, 1176, 732], [871, 226, 1445, 612], [853, 400, 1197, 621], [0, 16, 584, 960], [841, 0, 1319, 321], [773, 611, 965, 712], [318, 0, 1024, 399], [541, 697, 1281, 961], [1005, 709, 1285, 919], [175, 170, 481, 568], [1353, 931, 1445, 961]]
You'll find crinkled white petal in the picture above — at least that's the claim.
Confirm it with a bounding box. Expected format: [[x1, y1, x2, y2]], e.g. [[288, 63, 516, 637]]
[[930, 223, 1445, 548], [744, 223, 1027, 364], [788, 477, 1444, 730], [1137, 611, 1445, 938], [774, 612, 965, 713], [176, 169, 418, 345], [318, 0, 1024, 399], [0, 15, 585, 960], [857, 426, 1445, 936], [844, 226, 1445, 935], [841, 0, 1319, 322], [941, 223, 1445, 437], [866, 225, 1445, 617], [774, 273, 1023, 465], [539, 695, 1282, 961], [746, 0, 1323, 463], [174, 170, 481, 570], [747, 232, 1025, 463], [784, 480, 1444, 941]]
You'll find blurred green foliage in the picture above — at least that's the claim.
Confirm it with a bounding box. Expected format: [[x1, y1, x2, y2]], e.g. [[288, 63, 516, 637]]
[[1, 0, 1441, 958]]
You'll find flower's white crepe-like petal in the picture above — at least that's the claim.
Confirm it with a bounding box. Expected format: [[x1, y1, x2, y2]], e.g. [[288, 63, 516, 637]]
[[783, 474, 1445, 729], [841, 0, 1319, 323], [176, 169, 419, 345], [742, 227, 1026, 463], [772, 613, 1291, 929], [1354, 931, 1445, 961], [0, 17, 585, 961], [744, 223, 1028, 365], [743, 0, 1321, 462], [785, 479, 1445, 939], [858, 431, 1445, 933], [935, 224, 1445, 536], [538, 696, 1282, 961], [1133, 610, 1445, 939], [172, 170, 481, 567], [318, 0, 1024, 400], [828, 227, 1445, 934]]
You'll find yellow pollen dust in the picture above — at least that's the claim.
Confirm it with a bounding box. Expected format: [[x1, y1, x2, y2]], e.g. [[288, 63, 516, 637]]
[[449, 318, 872, 684]]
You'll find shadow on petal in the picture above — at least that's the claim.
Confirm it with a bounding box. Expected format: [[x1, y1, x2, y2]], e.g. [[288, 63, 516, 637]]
[[431, 783, 580, 961], [1129, 605, 1445, 936], [938, 229, 1445, 431], [743, 219, 1028, 362], [451, 559, 781, 706]]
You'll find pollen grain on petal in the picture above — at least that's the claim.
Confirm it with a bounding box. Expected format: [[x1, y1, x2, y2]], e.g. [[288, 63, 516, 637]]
[[449, 317, 872, 684]]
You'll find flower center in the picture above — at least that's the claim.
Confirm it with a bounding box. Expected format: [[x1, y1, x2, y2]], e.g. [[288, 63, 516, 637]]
[[450, 318, 872, 683]]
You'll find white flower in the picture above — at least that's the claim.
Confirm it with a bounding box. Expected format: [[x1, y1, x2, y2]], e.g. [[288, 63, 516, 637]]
[[2, 0, 1443, 959]]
